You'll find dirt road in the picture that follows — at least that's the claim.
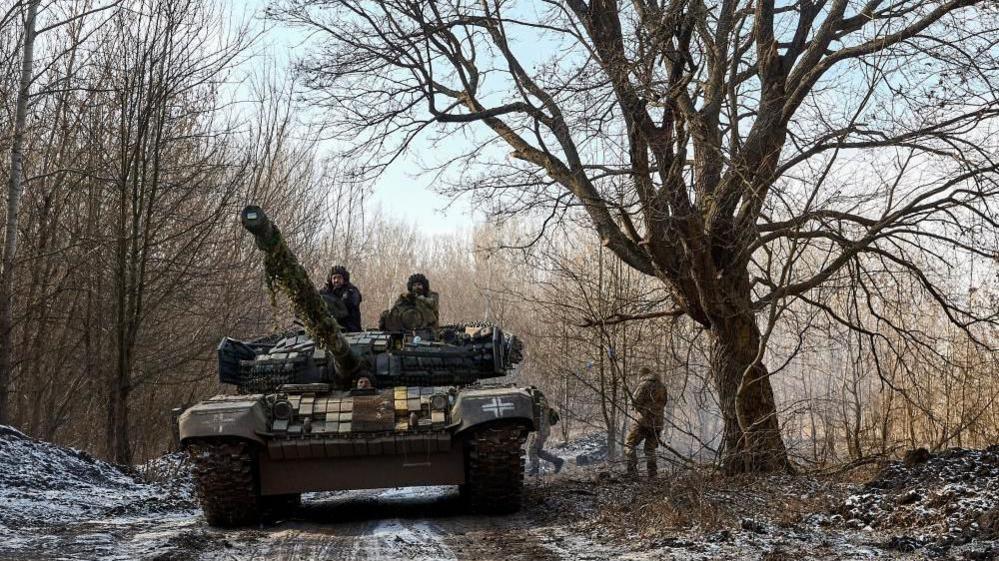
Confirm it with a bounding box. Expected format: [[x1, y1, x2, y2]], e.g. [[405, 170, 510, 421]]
[[199, 486, 567, 561], [4, 485, 590, 561], [17, 424, 989, 561]]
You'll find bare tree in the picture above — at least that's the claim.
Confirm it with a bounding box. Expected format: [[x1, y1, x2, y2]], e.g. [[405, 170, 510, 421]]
[[0, 0, 39, 425], [78, 0, 251, 462], [277, 0, 999, 473]]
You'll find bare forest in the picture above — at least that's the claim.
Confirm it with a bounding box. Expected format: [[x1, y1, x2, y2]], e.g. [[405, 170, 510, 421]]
[[2, 0, 999, 479]]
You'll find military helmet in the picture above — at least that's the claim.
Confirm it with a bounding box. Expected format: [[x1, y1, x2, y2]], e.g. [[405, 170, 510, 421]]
[[407, 273, 430, 293], [329, 265, 350, 283]]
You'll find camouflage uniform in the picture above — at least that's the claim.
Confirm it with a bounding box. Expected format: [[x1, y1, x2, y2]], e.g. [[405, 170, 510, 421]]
[[625, 368, 668, 476], [528, 401, 564, 476], [411, 291, 439, 327], [407, 273, 439, 327], [379, 273, 440, 331]]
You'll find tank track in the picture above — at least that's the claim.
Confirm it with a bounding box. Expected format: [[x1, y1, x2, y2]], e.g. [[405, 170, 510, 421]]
[[462, 425, 527, 514], [188, 440, 261, 527]]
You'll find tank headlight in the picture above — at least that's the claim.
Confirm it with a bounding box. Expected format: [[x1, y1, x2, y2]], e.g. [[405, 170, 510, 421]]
[[430, 394, 448, 410], [272, 399, 293, 420]]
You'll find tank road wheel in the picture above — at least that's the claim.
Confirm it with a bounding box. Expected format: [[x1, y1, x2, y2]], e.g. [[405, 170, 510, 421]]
[[188, 440, 261, 527], [462, 425, 527, 514]]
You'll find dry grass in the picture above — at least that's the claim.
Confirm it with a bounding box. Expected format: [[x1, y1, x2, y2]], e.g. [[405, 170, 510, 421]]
[[529, 466, 856, 538], [640, 471, 732, 531], [627, 469, 848, 534]]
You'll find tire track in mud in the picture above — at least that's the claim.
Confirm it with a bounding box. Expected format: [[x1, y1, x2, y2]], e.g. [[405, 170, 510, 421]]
[[219, 521, 456, 561], [198, 486, 560, 561], [427, 517, 561, 561], [341, 519, 457, 561]]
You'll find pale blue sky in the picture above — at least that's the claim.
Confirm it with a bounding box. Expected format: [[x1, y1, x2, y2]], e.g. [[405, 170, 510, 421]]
[[235, 0, 482, 236]]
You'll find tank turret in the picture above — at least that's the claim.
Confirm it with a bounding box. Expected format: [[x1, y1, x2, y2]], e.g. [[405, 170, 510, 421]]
[[239, 205, 360, 387], [218, 206, 523, 393]]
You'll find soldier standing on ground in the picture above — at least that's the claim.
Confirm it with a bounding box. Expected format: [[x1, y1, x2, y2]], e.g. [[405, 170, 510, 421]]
[[528, 398, 564, 476], [320, 265, 363, 332], [625, 366, 669, 476]]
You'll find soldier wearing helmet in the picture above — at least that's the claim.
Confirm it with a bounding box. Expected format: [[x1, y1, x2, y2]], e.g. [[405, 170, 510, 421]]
[[625, 366, 669, 477], [320, 265, 363, 332], [405, 273, 439, 323], [378, 272, 440, 331]]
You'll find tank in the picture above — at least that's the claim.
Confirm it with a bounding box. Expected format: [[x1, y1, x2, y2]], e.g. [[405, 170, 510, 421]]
[[178, 206, 542, 527]]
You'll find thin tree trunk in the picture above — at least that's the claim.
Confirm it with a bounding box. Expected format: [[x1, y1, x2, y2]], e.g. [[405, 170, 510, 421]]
[[596, 244, 617, 459], [0, 0, 41, 426]]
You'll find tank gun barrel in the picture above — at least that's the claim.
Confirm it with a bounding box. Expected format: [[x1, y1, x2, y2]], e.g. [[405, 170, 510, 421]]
[[240, 205, 359, 386], [241, 207, 278, 249]]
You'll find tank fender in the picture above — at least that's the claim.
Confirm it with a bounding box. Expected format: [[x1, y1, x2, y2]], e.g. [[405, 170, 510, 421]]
[[178, 396, 268, 445], [451, 387, 537, 436]]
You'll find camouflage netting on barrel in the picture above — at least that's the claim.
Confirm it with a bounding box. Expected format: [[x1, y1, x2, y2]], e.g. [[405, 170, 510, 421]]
[[240, 206, 360, 388]]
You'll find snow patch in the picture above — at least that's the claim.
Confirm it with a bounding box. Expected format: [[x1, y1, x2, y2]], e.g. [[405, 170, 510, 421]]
[[834, 446, 999, 552], [552, 432, 608, 467], [0, 425, 201, 560], [0, 425, 151, 528]]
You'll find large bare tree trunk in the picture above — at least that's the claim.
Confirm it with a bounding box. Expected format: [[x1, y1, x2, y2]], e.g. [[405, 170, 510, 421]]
[[0, 0, 40, 426], [711, 312, 791, 474], [709, 268, 792, 474]]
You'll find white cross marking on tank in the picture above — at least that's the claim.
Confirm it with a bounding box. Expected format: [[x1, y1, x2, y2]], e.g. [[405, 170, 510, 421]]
[[481, 397, 515, 417]]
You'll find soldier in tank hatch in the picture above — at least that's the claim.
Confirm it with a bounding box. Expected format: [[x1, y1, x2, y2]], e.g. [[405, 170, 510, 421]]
[[406, 273, 439, 324], [625, 366, 669, 477], [320, 265, 363, 332], [379, 272, 439, 330]]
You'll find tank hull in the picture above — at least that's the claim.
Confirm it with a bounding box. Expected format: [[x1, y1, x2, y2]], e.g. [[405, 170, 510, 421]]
[[179, 383, 539, 504], [258, 446, 466, 495]]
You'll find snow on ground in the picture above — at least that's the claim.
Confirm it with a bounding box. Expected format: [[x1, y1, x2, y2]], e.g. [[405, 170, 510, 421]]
[[523, 431, 609, 477], [530, 441, 999, 560], [6, 425, 999, 560], [826, 447, 999, 555], [551, 432, 608, 465], [0, 425, 199, 560], [138, 451, 196, 503], [0, 425, 180, 527], [199, 489, 463, 561]]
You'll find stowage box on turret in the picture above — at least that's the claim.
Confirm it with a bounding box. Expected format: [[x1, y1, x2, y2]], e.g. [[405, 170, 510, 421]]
[[178, 206, 543, 527]]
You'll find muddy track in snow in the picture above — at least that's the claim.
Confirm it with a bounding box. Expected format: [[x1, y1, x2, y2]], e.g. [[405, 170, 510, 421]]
[[0, 424, 591, 561], [3, 486, 564, 561], [198, 486, 561, 561]]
